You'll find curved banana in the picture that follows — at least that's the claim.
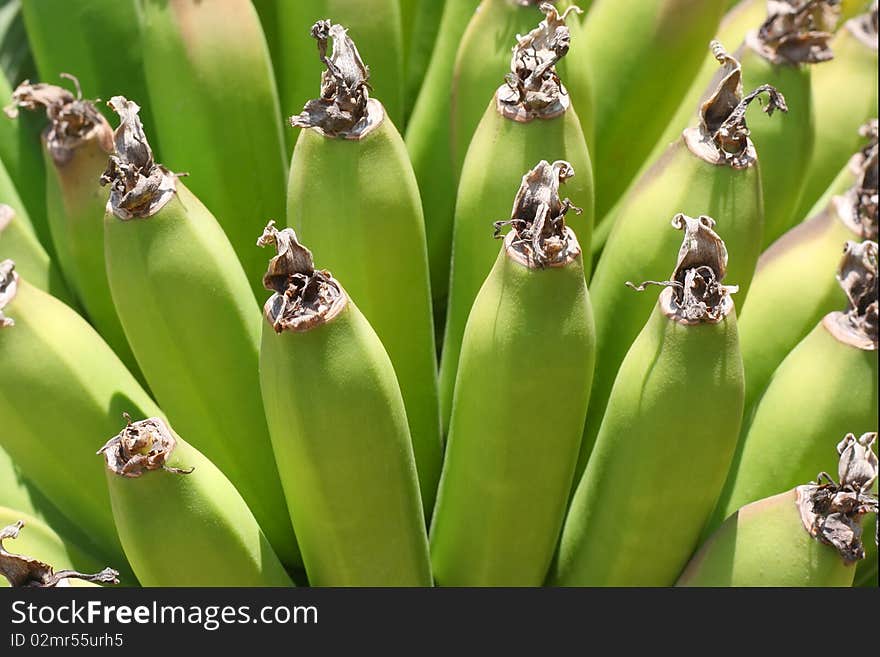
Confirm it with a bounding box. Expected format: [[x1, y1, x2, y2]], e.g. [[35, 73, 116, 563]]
[[575, 47, 769, 482], [679, 433, 877, 586], [99, 416, 294, 587], [430, 161, 595, 586], [139, 0, 287, 297], [711, 243, 879, 529], [804, 120, 876, 219], [258, 224, 432, 587], [553, 215, 744, 586], [439, 6, 593, 431], [287, 22, 441, 515], [403, 0, 448, 115]]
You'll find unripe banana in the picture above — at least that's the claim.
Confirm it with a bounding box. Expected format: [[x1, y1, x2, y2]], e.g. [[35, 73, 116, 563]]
[[287, 23, 441, 515], [98, 416, 294, 587], [258, 224, 432, 587], [574, 48, 769, 482], [0, 260, 159, 572], [403, 0, 448, 115], [6, 79, 140, 378], [450, 0, 563, 176], [0, 203, 71, 304], [0, 516, 119, 588], [430, 162, 595, 586], [439, 7, 593, 431], [271, 0, 404, 149], [139, 0, 287, 296], [795, 4, 878, 221], [711, 245, 879, 529], [553, 215, 744, 586], [19, 0, 155, 140], [737, 147, 877, 417], [100, 97, 300, 569], [679, 433, 877, 586], [405, 0, 480, 313], [569, 0, 727, 221], [804, 120, 876, 219]]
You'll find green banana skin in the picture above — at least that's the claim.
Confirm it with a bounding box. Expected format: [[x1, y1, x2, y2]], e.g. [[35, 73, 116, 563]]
[[794, 10, 878, 222], [404, 0, 480, 316], [140, 0, 287, 297], [100, 417, 293, 587], [553, 215, 744, 586], [274, 0, 404, 151], [259, 226, 432, 586], [431, 225, 595, 586], [575, 0, 727, 222], [0, 512, 117, 588], [19, 0, 156, 141], [0, 202, 72, 304], [0, 268, 158, 575], [575, 139, 762, 483], [450, 0, 558, 175], [403, 0, 448, 119], [677, 490, 857, 587], [805, 146, 870, 219], [711, 324, 878, 531], [288, 39, 441, 516]]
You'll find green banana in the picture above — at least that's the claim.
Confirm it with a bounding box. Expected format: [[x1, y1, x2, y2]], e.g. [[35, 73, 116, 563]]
[[287, 22, 441, 515], [0, 260, 159, 573], [574, 47, 770, 481], [553, 214, 744, 586], [7, 79, 141, 378], [430, 161, 595, 586], [99, 416, 294, 587], [450, 0, 562, 175], [0, 516, 119, 588], [273, 0, 404, 151], [737, 146, 877, 418], [403, 0, 448, 115], [711, 242, 879, 529], [439, 6, 593, 431], [19, 0, 155, 141], [139, 0, 287, 296], [258, 224, 432, 587], [404, 0, 480, 317], [570, 0, 727, 221], [100, 96, 300, 569], [795, 4, 878, 222], [0, 70, 47, 252], [0, 202, 71, 303], [678, 433, 877, 587]]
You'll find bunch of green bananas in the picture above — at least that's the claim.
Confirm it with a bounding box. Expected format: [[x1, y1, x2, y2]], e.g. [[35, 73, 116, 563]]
[[0, 0, 877, 588]]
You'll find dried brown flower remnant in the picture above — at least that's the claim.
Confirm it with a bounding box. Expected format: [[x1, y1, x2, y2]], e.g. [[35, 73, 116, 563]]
[[493, 160, 582, 268], [4, 75, 113, 164], [824, 240, 878, 349], [684, 42, 788, 169], [750, 0, 840, 65], [257, 221, 346, 332], [0, 521, 119, 588], [97, 414, 193, 478], [627, 215, 739, 324], [797, 433, 878, 563], [0, 259, 18, 329], [99, 96, 177, 220], [496, 3, 582, 122], [289, 20, 383, 139]]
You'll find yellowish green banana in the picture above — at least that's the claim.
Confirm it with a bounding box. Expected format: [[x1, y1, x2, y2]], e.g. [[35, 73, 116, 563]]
[[100, 97, 300, 569], [258, 224, 432, 587], [403, 0, 448, 115], [439, 6, 593, 431], [553, 215, 744, 586], [99, 416, 294, 587], [0, 516, 119, 588], [0, 260, 159, 573], [139, 0, 287, 296], [574, 47, 769, 481], [430, 161, 595, 586], [710, 243, 879, 529], [678, 433, 877, 586], [287, 22, 441, 515]]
